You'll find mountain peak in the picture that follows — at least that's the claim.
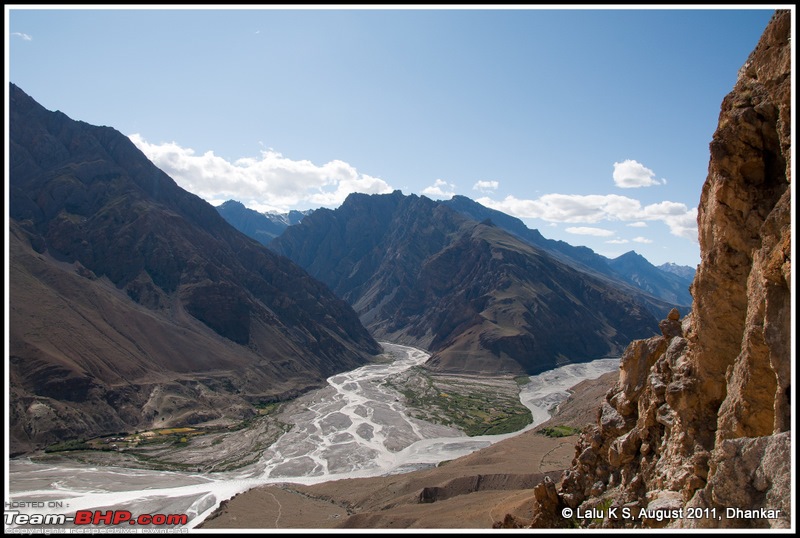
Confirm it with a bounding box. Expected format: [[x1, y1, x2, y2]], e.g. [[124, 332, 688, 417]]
[[616, 250, 648, 263], [218, 199, 245, 209]]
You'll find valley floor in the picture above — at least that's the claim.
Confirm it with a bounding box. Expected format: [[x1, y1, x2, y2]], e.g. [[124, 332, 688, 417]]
[[200, 371, 618, 529], [8, 345, 617, 531]]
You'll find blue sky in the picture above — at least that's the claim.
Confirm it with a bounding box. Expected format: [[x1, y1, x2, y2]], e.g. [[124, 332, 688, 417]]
[[6, 6, 783, 266]]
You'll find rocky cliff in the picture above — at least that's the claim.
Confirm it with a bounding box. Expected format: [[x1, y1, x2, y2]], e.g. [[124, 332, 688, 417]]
[[524, 10, 792, 529]]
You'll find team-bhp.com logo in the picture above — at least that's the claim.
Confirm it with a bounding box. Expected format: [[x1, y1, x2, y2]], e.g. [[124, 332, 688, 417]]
[[5, 510, 188, 527]]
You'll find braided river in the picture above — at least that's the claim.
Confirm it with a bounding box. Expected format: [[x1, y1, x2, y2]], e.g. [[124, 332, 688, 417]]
[[7, 343, 618, 529]]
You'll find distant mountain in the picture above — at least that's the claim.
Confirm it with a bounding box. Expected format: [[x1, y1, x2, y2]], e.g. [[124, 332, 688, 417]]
[[608, 251, 695, 306], [272, 191, 684, 376], [443, 195, 693, 307], [658, 262, 697, 281], [215, 200, 287, 245], [216, 200, 313, 246], [266, 208, 314, 227], [8, 84, 380, 453], [221, 195, 693, 309]]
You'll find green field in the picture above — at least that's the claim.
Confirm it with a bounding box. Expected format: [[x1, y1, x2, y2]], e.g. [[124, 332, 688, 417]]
[[384, 367, 532, 436]]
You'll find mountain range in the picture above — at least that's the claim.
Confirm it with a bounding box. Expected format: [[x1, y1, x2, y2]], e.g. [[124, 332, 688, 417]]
[[213, 187, 696, 377], [216, 194, 695, 309], [441, 195, 694, 306], [271, 191, 687, 375], [7, 80, 692, 452], [8, 83, 380, 453]]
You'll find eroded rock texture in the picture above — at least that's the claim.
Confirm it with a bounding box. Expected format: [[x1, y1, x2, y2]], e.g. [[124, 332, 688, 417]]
[[531, 10, 792, 529]]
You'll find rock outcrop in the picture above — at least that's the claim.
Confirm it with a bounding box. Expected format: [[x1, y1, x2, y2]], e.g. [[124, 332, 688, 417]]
[[529, 10, 792, 529]]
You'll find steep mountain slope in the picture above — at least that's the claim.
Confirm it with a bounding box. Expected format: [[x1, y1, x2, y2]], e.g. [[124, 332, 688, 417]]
[[8, 84, 381, 453], [443, 195, 616, 277], [443, 195, 693, 307], [216, 200, 312, 246], [525, 10, 792, 529], [272, 191, 683, 375]]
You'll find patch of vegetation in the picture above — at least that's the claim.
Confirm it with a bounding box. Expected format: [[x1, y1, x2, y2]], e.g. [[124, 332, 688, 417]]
[[45, 439, 92, 453], [482, 413, 534, 436], [156, 427, 196, 435], [384, 368, 533, 437], [514, 375, 531, 386], [254, 402, 281, 415], [538, 425, 582, 438]]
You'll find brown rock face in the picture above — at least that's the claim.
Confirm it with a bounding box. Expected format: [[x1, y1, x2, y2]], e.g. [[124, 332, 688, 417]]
[[533, 10, 792, 529], [692, 8, 791, 445]]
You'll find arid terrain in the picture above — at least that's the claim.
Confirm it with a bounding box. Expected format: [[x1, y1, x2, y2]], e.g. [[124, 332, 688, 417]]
[[200, 371, 617, 529]]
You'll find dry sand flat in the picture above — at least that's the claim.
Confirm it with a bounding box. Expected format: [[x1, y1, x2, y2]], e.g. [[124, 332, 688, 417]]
[[201, 371, 617, 529]]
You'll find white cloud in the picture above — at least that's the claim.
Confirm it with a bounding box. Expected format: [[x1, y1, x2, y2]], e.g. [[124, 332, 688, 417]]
[[633, 236, 654, 244], [129, 134, 394, 212], [627, 221, 648, 228], [639, 200, 687, 217], [422, 179, 456, 199], [613, 159, 666, 188], [659, 209, 698, 242], [476, 193, 697, 242], [476, 194, 640, 224], [12, 32, 32, 41], [565, 226, 615, 237], [473, 180, 499, 193], [606, 239, 630, 244]]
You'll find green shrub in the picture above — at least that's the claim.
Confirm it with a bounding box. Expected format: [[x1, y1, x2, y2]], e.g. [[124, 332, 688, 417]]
[[538, 425, 581, 438]]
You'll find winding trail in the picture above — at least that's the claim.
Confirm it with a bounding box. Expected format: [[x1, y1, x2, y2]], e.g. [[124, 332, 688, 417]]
[[7, 343, 618, 529], [265, 491, 282, 528]]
